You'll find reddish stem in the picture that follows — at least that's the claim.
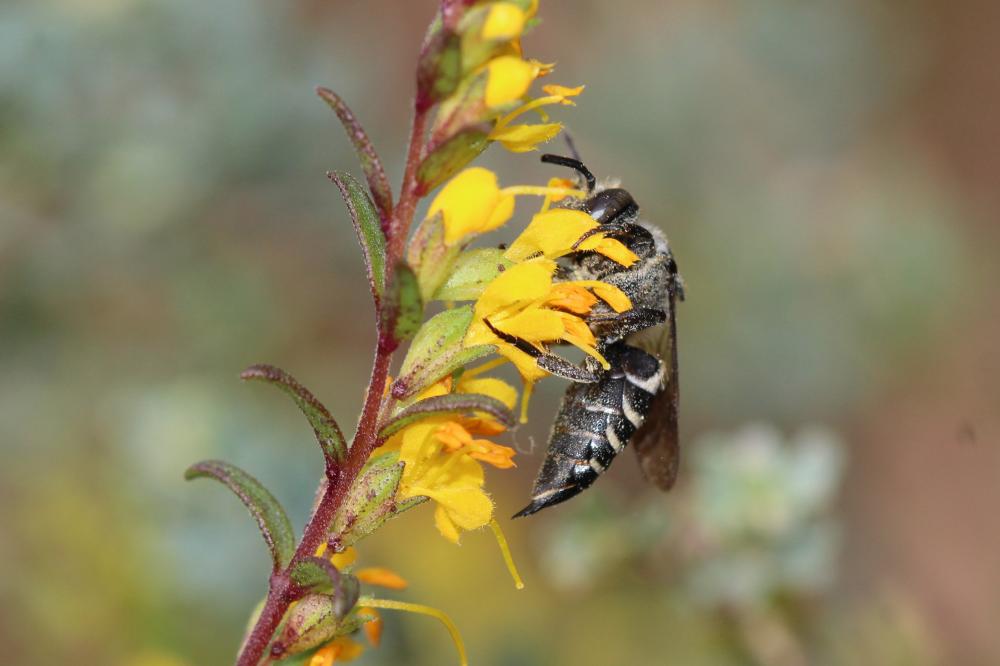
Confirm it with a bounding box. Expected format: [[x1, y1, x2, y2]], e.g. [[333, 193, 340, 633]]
[[234, 98, 430, 666]]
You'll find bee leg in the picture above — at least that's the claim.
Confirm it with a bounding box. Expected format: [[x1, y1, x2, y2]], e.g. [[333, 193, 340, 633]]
[[483, 318, 601, 383], [536, 354, 602, 383], [586, 307, 666, 343], [571, 221, 651, 251], [571, 222, 630, 250]]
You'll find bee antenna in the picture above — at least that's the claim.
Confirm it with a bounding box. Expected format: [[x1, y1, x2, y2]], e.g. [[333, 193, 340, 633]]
[[540, 153, 596, 193], [563, 131, 583, 162]]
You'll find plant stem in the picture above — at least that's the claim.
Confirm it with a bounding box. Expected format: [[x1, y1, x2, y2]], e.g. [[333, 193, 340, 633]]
[[233, 98, 430, 666], [235, 576, 292, 666], [388, 100, 429, 264]]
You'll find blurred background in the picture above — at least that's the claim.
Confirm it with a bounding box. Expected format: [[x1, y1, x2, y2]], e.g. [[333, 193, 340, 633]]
[[2, 0, 999, 664]]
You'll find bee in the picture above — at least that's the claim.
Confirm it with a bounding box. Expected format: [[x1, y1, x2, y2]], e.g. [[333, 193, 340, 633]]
[[510, 153, 684, 517]]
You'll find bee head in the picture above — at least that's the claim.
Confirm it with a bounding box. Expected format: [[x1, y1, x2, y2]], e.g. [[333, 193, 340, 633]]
[[541, 153, 638, 225], [583, 188, 637, 225]]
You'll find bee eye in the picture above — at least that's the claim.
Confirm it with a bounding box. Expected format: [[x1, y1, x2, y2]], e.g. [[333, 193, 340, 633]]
[[584, 188, 637, 224]]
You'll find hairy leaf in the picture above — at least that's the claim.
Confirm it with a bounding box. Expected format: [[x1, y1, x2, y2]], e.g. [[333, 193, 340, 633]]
[[316, 87, 393, 223], [289, 558, 360, 618], [417, 27, 462, 109], [329, 171, 387, 304], [407, 213, 461, 302], [379, 393, 514, 440], [382, 261, 423, 343], [417, 125, 489, 194], [240, 364, 347, 464], [271, 594, 339, 658], [329, 452, 426, 550], [184, 460, 295, 572], [393, 305, 495, 400]]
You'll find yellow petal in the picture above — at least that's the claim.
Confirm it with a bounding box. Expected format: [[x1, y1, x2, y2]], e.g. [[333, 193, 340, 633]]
[[456, 376, 518, 410], [426, 485, 494, 543], [541, 83, 585, 99], [329, 546, 357, 569], [489, 122, 562, 152], [467, 441, 517, 469], [495, 307, 565, 342], [356, 567, 409, 590], [485, 192, 516, 232], [495, 343, 548, 383], [590, 282, 632, 312], [546, 283, 598, 314], [482, 3, 526, 40], [539, 176, 577, 212], [474, 260, 555, 315], [560, 313, 598, 347], [357, 608, 382, 647], [434, 420, 474, 452], [310, 638, 364, 666], [464, 319, 499, 347], [505, 208, 597, 260], [485, 56, 538, 108], [455, 376, 519, 434], [413, 445, 486, 492], [416, 377, 451, 401], [428, 167, 512, 245], [310, 646, 336, 666], [434, 504, 462, 543], [590, 237, 639, 267]]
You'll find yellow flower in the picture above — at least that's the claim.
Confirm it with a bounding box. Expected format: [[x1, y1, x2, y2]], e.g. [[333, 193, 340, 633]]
[[504, 207, 639, 266], [464, 259, 631, 419], [488, 84, 584, 152], [376, 372, 519, 543], [394, 419, 493, 543]]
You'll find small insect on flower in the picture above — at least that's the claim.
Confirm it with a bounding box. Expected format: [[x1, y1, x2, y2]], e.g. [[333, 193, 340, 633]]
[[510, 153, 686, 517]]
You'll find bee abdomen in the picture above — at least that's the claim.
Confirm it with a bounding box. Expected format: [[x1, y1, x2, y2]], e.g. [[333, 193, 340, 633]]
[[513, 344, 664, 518]]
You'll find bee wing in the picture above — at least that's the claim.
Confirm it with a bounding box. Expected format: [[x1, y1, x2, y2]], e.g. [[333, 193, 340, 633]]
[[628, 288, 680, 490]]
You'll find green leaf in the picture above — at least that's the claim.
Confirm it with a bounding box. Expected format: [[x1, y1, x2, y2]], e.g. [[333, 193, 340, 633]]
[[379, 393, 515, 440], [417, 125, 489, 194], [240, 364, 347, 464], [393, 305, 495, 400], [382, 261, 423, 343], [329, 452, 426, 550], [434, 248, 513, 301], [417, 27, 462, 108], [184, 460, 295, 572], [328, 171, 387, 304], [271, 594, 340, 658], [316, 87, 393, 223], [290, 557, 360, 618], [290, 557, 339, 592], [406, 213, 462, 302]]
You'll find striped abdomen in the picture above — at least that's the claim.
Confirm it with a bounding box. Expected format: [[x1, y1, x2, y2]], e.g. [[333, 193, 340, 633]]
[[513, 343, 665, 517]]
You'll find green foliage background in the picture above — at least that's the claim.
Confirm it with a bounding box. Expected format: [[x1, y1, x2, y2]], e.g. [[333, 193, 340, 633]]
[[3, 0, 999, 664]]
